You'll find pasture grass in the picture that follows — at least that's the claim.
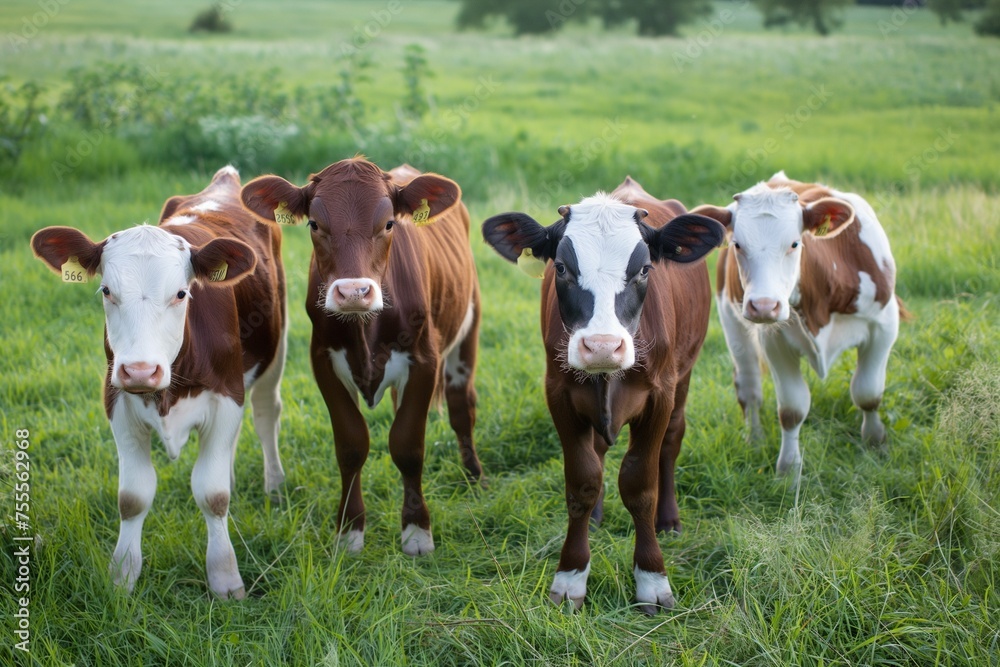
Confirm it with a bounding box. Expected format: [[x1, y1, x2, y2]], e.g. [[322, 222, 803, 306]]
[[1, 1, 999, 665]]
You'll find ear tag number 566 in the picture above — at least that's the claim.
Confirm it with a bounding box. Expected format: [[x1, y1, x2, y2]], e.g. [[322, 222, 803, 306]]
[[62, 257, 88, 283]]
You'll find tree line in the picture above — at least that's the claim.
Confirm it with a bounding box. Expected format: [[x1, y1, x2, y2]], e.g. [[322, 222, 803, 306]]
[[454, 0, 1000, 37]]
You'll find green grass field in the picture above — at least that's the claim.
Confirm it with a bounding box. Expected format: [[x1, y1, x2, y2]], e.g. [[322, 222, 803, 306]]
[[2, 1, 999, 665]]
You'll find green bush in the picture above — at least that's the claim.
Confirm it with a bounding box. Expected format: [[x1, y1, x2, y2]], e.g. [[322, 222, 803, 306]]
[[189, 4, 233, 33]]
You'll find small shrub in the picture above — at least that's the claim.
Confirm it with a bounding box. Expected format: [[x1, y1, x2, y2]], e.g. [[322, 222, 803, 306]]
[[189, 4, 233, 33]]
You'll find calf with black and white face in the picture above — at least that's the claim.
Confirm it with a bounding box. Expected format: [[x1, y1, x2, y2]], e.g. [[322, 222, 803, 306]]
[[483, 186, 724, 615], [485, 194, 723, 374]]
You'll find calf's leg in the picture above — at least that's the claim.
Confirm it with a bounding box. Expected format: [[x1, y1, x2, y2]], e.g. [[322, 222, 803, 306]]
[[109, 409, 156, 592], [549, 404, 602, 610], [315, 349, 370, 553], [390, 364, 437, 556], [192, 397, 246, 600], [761, 335, 810, 484], [444, 297, 483, 480], [250, 326, 287, 494], [852, 301, 899, 446], [621, 415, 675, 614], [718, 295, 764, 441]]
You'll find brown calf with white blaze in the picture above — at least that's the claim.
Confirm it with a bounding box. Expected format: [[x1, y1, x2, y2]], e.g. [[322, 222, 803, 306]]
[[31, 166, 287, 598], [483, 177, 724, 613], [693, 172, 902, 482], [241, 158, 482, 556]]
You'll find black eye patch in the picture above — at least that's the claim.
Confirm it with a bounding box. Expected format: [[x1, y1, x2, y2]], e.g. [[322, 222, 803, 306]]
[[554, 237, 594, 331], [615, 242, 650, 335]]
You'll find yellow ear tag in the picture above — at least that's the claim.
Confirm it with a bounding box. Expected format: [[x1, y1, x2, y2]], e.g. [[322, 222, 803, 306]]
[[61, 256, 88, 283], [517, 248, 547, 279], [814, 213, 832, 237], [208, 262, 228, 282], [412, 199, 432, 226], [274, 201, 296, 225]]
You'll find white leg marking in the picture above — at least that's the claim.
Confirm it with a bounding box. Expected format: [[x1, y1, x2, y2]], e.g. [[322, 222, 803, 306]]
[[339, 529, 365, 553], [192, 396, 246, 600], [109, 401, 156, 592], [761, 332, 810, 485], [249, 326, 287, 493], [718, 291, 764, 441], [853, 298, 899, 445], [549, 562, 591, 610], [634, 566, 675, 613], [401, 523, 435, 556]]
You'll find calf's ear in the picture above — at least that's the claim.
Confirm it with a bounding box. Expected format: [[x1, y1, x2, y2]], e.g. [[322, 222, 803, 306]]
[[482, 212, 566, 264], [803, 197, 854, 237], [31, 226, 105, 277], [190, 238, 257, 286], [241, 175, 312, 225], [394, 174, 461, 225], [689, 204, 733, 231], [642, 214, 725, 263]]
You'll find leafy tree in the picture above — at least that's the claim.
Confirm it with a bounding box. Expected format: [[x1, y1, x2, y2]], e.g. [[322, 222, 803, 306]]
[[598, 0, 713, 35], [754, 0, 856, 34], [456, 0, 590, 35], [976, 0, 1000, 35], [926, 0, 966, 23], [455, 0, 713, 36]]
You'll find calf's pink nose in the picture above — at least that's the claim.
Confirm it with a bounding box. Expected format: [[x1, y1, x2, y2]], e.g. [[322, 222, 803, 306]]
[[579, 335, 627, 368], [333, 280, 375, 308], [746, 298, 781, 322], [119, 362, 163, 391]]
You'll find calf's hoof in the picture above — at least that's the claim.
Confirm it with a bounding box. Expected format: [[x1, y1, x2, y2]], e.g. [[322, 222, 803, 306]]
[[209, 571, 246, 601], [549, 565, 590, 612], [339, 529, 365, 553], [401, 525, 435, 556], [635, 568, 675, 615]]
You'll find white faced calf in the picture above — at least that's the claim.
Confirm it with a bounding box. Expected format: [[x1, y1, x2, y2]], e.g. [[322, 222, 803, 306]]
[[695, 173, 902, 481], [31, 167, 288, 598]]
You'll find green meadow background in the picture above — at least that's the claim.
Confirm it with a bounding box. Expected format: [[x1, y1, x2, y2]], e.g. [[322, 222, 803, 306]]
[[1, 1, 998, 664]]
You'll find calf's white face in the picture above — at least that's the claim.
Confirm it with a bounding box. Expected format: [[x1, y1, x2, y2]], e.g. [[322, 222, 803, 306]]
[[698, 184, 856, 324], [729, 187, 805, 323], [31, 224, 256, 393], [99, 227, 196, 391], [483, 193, 724, 375]]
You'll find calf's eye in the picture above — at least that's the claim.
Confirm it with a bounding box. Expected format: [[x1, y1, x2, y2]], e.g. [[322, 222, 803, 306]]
[[640, 264, 652, 277], [176, 290, 187, 300], [554, 262, 566, 276], [385, 220, 394, 231], [733, 242, 741, 250], [101, 286, 110, 297], [307, 220, 318, 231], [791, 241, 800, 249]]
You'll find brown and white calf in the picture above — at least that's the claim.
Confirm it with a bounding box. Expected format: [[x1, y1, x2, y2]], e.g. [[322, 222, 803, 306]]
[[31, 166, 287, 598], [693, 172, 902, 481], [241, 158, 482, 556], [483, 177, 724, 613]]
